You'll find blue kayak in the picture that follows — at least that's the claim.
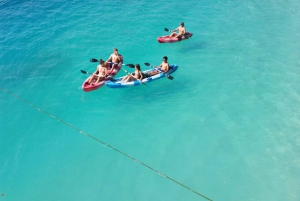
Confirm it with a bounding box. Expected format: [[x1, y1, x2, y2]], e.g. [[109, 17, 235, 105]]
[[105, 64, 178, 88]]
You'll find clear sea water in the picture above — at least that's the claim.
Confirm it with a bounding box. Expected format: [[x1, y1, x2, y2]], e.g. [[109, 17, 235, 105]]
[[1, 0, 300, 200]]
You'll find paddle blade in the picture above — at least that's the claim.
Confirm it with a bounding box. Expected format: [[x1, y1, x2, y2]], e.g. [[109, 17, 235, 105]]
[[80, 70, 88, 74], [167, 75, 174, 80], [126, 64, 135, 68], [144, 62, 150, 66], [90, 58, 98, 62], [164, 28, 170, 32]]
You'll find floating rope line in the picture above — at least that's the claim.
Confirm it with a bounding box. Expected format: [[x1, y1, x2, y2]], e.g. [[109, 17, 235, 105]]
[[0, 86, 212, 201]]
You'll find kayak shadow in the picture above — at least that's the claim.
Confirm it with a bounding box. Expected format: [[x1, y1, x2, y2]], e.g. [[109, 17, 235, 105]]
[[178, 41, 209, 52]]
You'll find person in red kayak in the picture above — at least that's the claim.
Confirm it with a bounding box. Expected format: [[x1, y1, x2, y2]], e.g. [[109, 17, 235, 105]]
[[146, 56, 170, 76], [169, 22, 186, 38], [86, 59, 108, 84], [94, 61, 108, 84], [106, 48, 122, 74]]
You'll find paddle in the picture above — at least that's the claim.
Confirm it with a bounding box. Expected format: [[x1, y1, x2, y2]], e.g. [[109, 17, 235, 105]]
[[164, 28, 190, 39], [90, 58, 135, 68], [144, 62, 174, 80], [120, 68, 147, 86], [164, 28, 172, 32], [80, 70, 115, 83], [90, 58, 99, 62]]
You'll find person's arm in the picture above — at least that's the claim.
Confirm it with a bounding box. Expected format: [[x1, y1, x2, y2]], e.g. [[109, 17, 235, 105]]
[[108, 61, 116, 74], [114, 55, 122, 70], [172, 27, 179, 32], [106, 54, 112, 63], [109, 65, 115, 74], [116, 54, 122, 62], [139, 71, 143, 80], [155, 62, 163, 68], [131, 72, 137, 79], [104, 68, 108, 76]]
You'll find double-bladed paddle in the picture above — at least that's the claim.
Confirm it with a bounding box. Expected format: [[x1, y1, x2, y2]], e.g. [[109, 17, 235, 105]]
[[144, 62, 174, 80], [90, 58, 135, 68], [164, 28, 190, 39]]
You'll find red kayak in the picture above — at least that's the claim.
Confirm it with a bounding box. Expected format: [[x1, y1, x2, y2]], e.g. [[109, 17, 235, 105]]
[[82, 58, 123, 92], [157, 32, 193, 43]]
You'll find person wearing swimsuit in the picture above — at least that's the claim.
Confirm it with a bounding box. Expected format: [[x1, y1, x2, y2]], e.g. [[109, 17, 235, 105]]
[[86, 59, 108, 84], [146, 56, 170, 76], [106, 48, 122, 73], [169, 22, 186, 38], [94, 61, 108, 84], [121, 64, 143, 83]]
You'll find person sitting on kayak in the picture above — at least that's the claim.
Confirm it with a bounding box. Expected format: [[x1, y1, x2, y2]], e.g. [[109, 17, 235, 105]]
[[87, 59, 108, 85], [121, 64, 143, 83], [169, 22, 186, 38], [106, 48, 122, 73], [146, 56, 170, 76], [94, 61, 108, 84]]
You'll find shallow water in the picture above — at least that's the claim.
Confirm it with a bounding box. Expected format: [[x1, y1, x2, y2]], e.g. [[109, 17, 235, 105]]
[[1, 0, 300, 200]]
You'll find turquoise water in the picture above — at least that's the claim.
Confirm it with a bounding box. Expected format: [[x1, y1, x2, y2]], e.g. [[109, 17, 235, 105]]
[[1, 0, 300, 200]]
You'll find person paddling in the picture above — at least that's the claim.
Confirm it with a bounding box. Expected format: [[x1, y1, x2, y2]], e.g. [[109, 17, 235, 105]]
[[121, 64, 143, 83], [146, 56, 170, 76], [169, 22, 186, 38], [94, 61, 108, 84], [106, 48, 122, 73], [86, 59, 107, 84]]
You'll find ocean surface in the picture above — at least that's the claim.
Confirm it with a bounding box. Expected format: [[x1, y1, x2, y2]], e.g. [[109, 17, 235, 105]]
[[1, 0, 300, 200]]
